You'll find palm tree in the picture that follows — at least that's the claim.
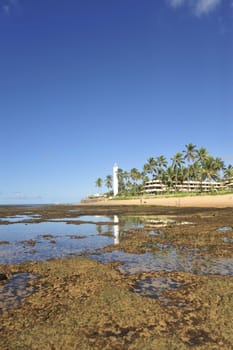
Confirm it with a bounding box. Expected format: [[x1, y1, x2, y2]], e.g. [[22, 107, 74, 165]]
[[141, 167, 150, 183], [162, 166, 176, 192], [171, 152, 184, 168], [95, 178, 103, 193], [224, 165, 233, 190], [179, 166, 189, 184], [214, 157, 225, 179], [117, 168, 125, 195], [143, 163, 150, 178], [97, 144, 233, 196], [105, 175, 113, 193], [171, 152, 185, 190], [122, 170, 132, 194], [197, 147, 209, 166], [130, 168, 141, 195], [143, 157, 156, 179], [189, 161, 203, 191], [201, 156, 220, 185], [155, 155, 168, 181], [224, 165, 233, 180], [196, 147, 209, 191], [183, 143, 197, 189], [183, 143, 197, 165]]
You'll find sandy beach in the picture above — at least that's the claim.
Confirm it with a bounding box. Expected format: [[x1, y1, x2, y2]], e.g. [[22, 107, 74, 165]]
[[81, 193, 233, 208]]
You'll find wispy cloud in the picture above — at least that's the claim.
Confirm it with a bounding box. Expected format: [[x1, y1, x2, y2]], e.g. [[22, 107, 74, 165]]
[[2, 3, 10, 15], [1, 0, 20, 16], [195, 0, 222, 16], [168, 0, 186, 7], [167, 0, 222, 16], [2, 192, 43, 201]]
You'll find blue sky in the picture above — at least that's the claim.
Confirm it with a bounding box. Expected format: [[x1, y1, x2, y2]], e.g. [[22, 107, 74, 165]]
[[0, 0, 232, 204]]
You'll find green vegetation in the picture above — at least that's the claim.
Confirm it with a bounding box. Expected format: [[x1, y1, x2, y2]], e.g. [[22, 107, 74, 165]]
[[95, 177, 103, 193], [111, 189, 233, 201], [95, 143, 233, 197]]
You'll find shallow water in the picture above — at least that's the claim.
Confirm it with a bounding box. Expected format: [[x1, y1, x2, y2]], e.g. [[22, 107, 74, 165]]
[[0, 224, 114, 264], [0, 235, 114, 264], [0, 221, 102, 242], [0, 214, 41, 223], [1, 211, 233, 316], [89, 248, 233, 276], [0, 273, 38, 311], [223, 237, 233, 243], [133, 276, 183, 304], [217, 226, 233, 232], [1, 214, 233, 278], [49, 215, 112, 222], [0, 215, 142, 264]]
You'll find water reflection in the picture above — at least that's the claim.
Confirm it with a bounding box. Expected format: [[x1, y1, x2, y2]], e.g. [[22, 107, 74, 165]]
[[133, 277, 182, 305], [0, 221, 105, 242], [217, 226, 233, 232], [0, 215, 143, 264], [114, 215, 119, 245], [0, 215, 41, 223], [0, 273, 38, 311], [89, 248, 233, 276], [2, 214, 232, 276], [0, 234, 113, 264], [78, 216, 113, 223], [49, 215, 112, 223], [223, 237, 233, 243]]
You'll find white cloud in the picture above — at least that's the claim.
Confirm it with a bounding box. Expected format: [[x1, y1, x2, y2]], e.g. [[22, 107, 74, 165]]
[[13, 192, 28, 200], [1, 0, 20, 15], [4, 192, 43, 200], [195, 0, 221, 16], [167, 0, 222, 16], [168, 0, 186, 7], [2, 4, 10, 15]]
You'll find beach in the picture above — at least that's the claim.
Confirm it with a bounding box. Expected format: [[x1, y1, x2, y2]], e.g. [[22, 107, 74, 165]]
[[81, 193, 233, 208]]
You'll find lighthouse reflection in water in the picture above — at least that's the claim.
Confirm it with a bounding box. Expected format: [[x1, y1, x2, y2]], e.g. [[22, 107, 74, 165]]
[[114, 215, 119, 244]]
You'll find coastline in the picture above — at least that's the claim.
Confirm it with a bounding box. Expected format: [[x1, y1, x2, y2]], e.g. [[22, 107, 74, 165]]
[[80, 193, 233, 208]]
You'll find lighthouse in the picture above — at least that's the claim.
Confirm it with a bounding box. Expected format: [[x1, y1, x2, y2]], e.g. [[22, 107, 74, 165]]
[[113, 163, 119, 196]]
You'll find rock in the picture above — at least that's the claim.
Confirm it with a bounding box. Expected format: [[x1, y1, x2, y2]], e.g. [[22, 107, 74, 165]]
[[0, 273, 8, 281]]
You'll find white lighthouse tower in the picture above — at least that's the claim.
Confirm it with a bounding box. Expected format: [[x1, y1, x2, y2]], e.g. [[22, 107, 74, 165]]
[[113, 163, 119, 196]]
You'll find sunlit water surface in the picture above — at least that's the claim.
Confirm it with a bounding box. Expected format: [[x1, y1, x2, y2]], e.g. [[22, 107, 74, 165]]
[[0, 273, 38, 311], [0, 215, 143, 264], [1, 214, 233, 310], [1, 215, 233, 277], [89, 248, 233, 276]]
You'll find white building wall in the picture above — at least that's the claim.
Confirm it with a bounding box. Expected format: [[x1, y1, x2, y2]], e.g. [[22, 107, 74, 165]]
[[113, 163, 119, 196]]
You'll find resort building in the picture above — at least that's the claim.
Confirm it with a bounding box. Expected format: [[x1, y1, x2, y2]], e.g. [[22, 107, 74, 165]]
[[143, 178, 233, 194], [223, 177, 233, 190]]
